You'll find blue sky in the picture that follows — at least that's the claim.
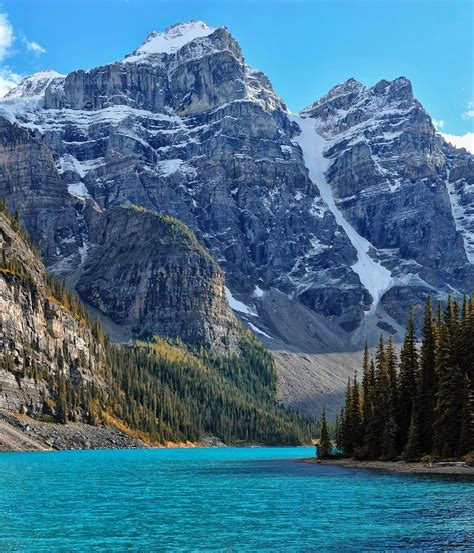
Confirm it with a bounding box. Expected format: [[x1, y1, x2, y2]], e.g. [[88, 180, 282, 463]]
[[1, 0, 473, 140]]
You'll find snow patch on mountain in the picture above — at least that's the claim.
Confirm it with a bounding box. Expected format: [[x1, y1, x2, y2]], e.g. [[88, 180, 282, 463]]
[[290, 114, 393, 313], [5, 70, 64, 99], [445, 169, 474, 263], [125, 21, 216, 60], [225, 287, 257, 316], [246, 321, 272, 339]]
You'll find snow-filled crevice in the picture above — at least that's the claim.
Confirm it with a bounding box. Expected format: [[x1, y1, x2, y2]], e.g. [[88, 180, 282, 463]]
[[289, 114, 392, 314], [225, 286, 257, 316], [445, 168, 474, 263]]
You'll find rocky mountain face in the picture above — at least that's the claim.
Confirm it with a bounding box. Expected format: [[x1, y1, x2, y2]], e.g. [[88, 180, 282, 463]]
[[301, 77, 473, 324], [0, 20, 472, 414], [0, 118, 81, 266], [0, 211, 105, 416], [0, 115, 241, 355], [0, 209, 314, 446], [77, 204, 239, 353]]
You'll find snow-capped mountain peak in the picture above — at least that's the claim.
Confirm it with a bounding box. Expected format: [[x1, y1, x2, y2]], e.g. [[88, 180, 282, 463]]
[[5, 70, 64, 99], [125, 20, 217, 60]]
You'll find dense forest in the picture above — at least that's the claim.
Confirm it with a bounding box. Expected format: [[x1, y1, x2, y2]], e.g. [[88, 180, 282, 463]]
[[47, 332, 317, 445], [0, 201, 316, 445], [337, 296, 474, 461]]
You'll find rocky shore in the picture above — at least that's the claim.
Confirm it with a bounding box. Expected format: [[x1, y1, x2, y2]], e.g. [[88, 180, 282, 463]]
[[0, 411, 231, 452], [301, 457, 474, 476], [0, 411, 146, 452]]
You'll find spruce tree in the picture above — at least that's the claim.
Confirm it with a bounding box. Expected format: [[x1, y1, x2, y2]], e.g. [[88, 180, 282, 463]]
[[342, 380, 354, 456], [349, 376, 363, 457], [397, 307, 419, 452], [460, 296, 474, 381], [336, 408, 344, 452], [444, 295, 462, 370], [318, 408, 332, 458], [458, 374, 474, 456], [361, 342, 373, 456], [416, 296, 438, 455], [387, 335, 398, 405], [382, 336, 399, 460], [403, 405, 422, 461], [433, 323, 464, 458]]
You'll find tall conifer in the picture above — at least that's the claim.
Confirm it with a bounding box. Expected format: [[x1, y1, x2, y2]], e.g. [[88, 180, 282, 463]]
[[416, 295, 438, 455], [397, 307, 419, 451]]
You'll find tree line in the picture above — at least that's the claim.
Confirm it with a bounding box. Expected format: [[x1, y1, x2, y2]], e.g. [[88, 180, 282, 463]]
[[1, 201, 317, 445], [337, 296, 473, 460]]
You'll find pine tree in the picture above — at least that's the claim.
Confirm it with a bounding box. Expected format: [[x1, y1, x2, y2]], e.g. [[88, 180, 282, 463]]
[[342, 297, 473, 462], [460, 296, 474, 381], [397, 307, 419, 452], [361, 342, 373, 456], [444, 295, 460, 364], [387, 335, 398, 405], [342, 377, 362, 457], [403, 406, 422, 461], [433, 323, 464, 458], [382, 335, 399, 460], [349, 376, 363, 457], [416, 295, 438, 455], [318, 408, 331, 458], [342, 380, 353, 456], [336, 408, 344, 452], [458, 374, 474, 456]]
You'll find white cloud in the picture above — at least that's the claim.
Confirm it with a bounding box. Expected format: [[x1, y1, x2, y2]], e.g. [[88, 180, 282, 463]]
[[0, 13, 14, 61], [0, 67, 21, 97], [432, 118, 445, 130], [440, 132, 474, 154], [462, 102, 474, 120], [23, 37, 46, 55]]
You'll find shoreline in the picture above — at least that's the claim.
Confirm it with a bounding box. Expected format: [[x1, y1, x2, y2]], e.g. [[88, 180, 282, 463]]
[[0, 411, 309, 452], [300, 457, 474, 476]]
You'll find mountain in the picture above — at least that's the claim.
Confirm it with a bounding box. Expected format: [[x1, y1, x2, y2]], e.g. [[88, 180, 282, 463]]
[[0, 20, 472, 415], [0, 205, 313, 446]]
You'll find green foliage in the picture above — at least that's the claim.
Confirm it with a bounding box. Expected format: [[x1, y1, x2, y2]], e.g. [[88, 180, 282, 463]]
[[317, 408, 331, 458], [341, 295, 473, 461], [1, 205, 316, 445], [121, 204, 218, 266], [0, 198, 41, 257], [397, 307, 419, 449], [99, 336, 316, 445]]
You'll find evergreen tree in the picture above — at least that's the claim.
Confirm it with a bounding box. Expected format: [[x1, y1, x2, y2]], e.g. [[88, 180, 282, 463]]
[[382, 336, 399, 460], [416, 296, 438, 455], [460, 296, 474, 381], [403, 405, 422, 461], [342, 380, 354, 456], [433, 323, 464, 458], [342, 377, 363, 457], [458, 374, 474, 456], [336, 408, 344, 452], [317, 408, 332, 458], [387, 335, 398, 405], [349, 376, 363, 456], [397, 307, 419, 451], [341, 296, 473, 462]]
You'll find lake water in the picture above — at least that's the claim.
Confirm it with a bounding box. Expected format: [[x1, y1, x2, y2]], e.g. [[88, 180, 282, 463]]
[[0, 447, 472, 551]]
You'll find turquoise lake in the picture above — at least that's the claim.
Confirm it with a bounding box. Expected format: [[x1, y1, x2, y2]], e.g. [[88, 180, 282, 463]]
[[0, 447, 473, 551]]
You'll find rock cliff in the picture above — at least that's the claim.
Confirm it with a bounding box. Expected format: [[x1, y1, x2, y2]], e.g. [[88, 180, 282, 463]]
[[0, 20, 472, 415], [0, 211, 105, 416], [77, 204, 239, 353]]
